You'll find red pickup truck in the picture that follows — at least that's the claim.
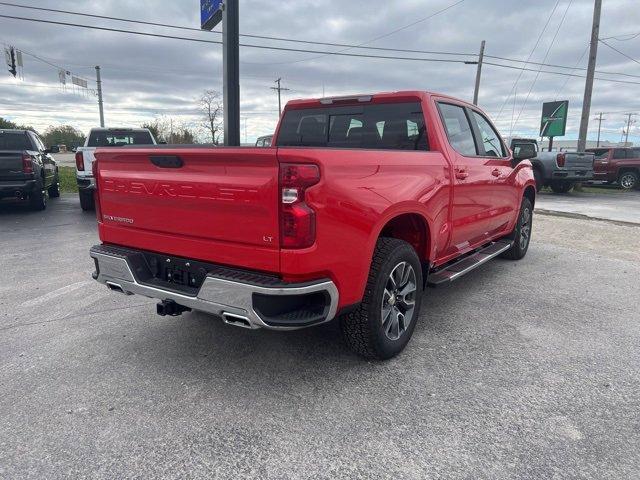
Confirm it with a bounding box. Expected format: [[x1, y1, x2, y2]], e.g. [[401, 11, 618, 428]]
[[586, 147, 640, 190], [90, 91, 537, 359]]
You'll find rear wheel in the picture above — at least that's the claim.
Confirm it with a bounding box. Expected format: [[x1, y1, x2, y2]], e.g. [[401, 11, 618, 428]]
[[48, 174, 60, 198], [501, 197, 533, 260], [618, 171, 638, 190], [533, 168, 543, 192], [550, 181, 574, 194], [29, 184, 47, 211], [79, 189, 95, 211], [340, 238, 423, 360]]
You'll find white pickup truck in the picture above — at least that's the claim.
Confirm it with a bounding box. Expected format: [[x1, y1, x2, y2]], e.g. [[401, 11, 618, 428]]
[[75, 127, 156, 210]]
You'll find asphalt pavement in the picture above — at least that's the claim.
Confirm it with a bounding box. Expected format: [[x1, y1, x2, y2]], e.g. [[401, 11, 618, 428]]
[[1, 195, 639, 479]]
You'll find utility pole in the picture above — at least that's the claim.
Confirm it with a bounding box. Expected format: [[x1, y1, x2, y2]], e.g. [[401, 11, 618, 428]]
[[594, 112, 605, 147], [223, 0, 240, 146], [271, 78, 290, 116], [95, 65, 104, 127], [623, 113, 637, 145], [577, 0, 602, 152], [472, 40, 485, 106]]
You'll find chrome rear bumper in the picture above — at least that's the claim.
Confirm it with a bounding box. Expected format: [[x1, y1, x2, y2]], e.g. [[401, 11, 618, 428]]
[[90, 244, 339, 331]]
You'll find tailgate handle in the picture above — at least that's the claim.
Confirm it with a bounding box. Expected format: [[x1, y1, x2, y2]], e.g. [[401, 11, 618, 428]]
[[150, 155, 183, 168]]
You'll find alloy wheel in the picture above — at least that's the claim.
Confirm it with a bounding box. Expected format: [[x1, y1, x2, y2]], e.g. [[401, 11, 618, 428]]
[[520, 207, 532, 250], [381, 262, 417, 341]]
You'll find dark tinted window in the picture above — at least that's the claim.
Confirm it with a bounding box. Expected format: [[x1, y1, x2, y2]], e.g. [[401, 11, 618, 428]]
[[630, 148, 640, 158], [587, 148, 610, 159], [277, 102, 428, 151], [0, 131, 32, 150], [437, 103, 477, 156], [88, 131, 154, 147], [613, 149, 627, 159]]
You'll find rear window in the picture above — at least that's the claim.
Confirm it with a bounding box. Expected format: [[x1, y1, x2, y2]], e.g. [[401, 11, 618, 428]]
[[87, 131, 154, 147], [276, 102, 428, 151], [0, 131, 32, 150]]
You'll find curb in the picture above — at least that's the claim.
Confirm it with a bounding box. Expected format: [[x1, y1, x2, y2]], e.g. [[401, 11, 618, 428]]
[[535, 208, 640, 228]]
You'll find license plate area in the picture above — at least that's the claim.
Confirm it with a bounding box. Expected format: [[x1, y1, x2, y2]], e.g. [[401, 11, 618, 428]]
[[133, 252, 212, 295]]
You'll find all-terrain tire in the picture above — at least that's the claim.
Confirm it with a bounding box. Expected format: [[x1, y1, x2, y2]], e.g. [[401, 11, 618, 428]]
[[340, 238, 423, 360], [29, 185, 47, 211], [48, 174, 60, 198], [550, 181, 574, 194], [79, 190, 95, 211], [500, 197, 533, 260]]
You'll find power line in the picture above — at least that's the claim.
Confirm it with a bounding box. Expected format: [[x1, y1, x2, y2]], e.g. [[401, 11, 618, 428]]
[[598, 38, 640, 66], [482, 62, 640, 85], [600, 31, 640, 41], [0, 13, 478, 65], [2, 5, 640, 80], [553, 43, 589, 101], [495, 0, 562, 123], [512, 0, 573, 135], [0, 0, 474, 58]]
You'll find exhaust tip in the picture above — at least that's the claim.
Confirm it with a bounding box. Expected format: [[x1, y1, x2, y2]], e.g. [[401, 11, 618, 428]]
[[106, 281, 125, 294], [222, 312, 254, 329]]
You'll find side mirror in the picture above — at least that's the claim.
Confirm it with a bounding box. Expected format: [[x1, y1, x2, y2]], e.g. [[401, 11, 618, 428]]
[[45, 145, 60, 154], [512, 144, 537, 162]]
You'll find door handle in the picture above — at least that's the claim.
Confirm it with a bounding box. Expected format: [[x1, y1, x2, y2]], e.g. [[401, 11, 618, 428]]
[[455, 169, 469, 180], [491, 168, 501, 177]]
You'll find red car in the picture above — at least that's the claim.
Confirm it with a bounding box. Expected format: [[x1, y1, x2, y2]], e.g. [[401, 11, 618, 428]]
[[586, 147, 640, 190], [90, 91, 537, 359]]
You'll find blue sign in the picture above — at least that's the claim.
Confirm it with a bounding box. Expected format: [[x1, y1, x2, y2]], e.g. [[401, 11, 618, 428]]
[[201, 0, 223, 31]]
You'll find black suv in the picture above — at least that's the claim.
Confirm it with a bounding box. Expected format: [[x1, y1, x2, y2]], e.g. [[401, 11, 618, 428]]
[[0, 129, 60, 210]]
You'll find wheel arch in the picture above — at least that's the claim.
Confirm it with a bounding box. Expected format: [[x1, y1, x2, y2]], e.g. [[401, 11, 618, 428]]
[[523, 185, 536, 208], [375, 212, 432, 265]]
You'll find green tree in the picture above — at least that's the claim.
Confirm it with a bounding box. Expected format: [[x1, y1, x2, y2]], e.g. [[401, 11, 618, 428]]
[[0, 117, 38, 133], [42, 125, 85, 149]]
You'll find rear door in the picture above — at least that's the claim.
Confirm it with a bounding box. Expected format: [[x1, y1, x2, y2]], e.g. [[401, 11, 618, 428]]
[[588, 148, 611, 180], [96, 147, 281, 271]]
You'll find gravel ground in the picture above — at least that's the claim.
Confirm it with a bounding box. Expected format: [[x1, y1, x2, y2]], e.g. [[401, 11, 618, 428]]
[[1, 195, 639, 479]]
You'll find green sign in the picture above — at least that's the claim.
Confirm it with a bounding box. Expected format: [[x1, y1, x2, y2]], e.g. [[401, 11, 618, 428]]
[[540, 100, 568, 137]]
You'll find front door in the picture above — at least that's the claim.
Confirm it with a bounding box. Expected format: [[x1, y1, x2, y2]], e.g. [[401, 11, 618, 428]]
[[436, 102, 502, 253]]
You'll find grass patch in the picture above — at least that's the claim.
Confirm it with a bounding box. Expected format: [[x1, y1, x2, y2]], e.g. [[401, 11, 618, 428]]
[[58, 166, 78, 194]]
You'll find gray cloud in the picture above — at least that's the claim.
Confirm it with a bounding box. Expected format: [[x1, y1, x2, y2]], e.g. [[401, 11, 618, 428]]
[[1, 0, 639, 143]]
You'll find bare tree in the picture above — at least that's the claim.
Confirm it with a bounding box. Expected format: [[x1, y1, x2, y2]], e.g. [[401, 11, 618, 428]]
[[199, 90, 223, 145]]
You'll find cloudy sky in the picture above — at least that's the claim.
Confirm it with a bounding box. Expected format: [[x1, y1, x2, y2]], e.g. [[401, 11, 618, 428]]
[[1, 0, 639, 144]]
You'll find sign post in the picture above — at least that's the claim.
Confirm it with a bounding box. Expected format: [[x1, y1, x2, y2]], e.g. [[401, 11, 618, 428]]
[[540, 100, 568, 152], [201, 0, 240, 147]]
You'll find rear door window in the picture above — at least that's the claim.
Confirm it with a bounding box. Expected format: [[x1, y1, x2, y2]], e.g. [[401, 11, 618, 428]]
[[613, 149, 627, 159], [436, 103, 478, 156], [276, 102, 428, 151], [587, 149, 610, 160], [88, 131, 154, 147]]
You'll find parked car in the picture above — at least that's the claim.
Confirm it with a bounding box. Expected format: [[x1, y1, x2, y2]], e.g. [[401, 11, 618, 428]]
[[255, 135, 273, 147], [510, 138, 594, 193], [0, 129, 60, 210], [586, 147, 640, 190], [75, 128, 156, 210], [90, 91, 537, 360]]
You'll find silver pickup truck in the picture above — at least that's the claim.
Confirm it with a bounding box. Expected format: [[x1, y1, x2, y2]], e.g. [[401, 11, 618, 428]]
[[511, 138, 594, 193]]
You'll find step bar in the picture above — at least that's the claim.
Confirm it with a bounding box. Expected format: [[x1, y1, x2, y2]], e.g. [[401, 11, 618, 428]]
[[427, 240, 513, 287]]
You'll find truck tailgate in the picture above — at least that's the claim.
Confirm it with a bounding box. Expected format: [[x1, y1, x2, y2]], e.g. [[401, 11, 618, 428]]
[[565, 152, 594, 170], [95, 147, 281, 272], [0, 151, 25, 181]]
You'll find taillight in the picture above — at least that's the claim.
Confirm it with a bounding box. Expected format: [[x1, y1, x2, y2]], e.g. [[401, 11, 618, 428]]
[[279, 163, 320, 249], [556, 153, 566, 168], [75, 151, 85, 171], [92, 158, 101, 221], [22, 154, 33, 174]]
